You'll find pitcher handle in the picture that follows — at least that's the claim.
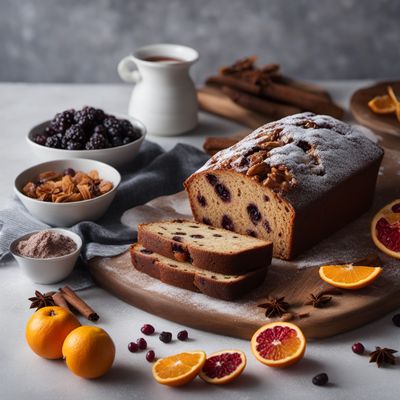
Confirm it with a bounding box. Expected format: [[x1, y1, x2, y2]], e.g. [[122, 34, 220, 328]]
[[118, 55, 141, 84]]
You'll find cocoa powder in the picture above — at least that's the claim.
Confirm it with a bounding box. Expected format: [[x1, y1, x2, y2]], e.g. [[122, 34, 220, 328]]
[[16, 231, 77, 259]]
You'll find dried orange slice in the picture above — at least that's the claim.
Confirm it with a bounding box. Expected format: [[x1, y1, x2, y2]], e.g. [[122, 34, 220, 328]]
[[371, 199, 400, 259], [199, 350, 246, 385], [251, 322, 306, 368], [387, 86, 399, 105], [386, 86, 400, 122], [319, 261, 382, 289], [152, 351, 206, 387], [368, 94, 396, 114]]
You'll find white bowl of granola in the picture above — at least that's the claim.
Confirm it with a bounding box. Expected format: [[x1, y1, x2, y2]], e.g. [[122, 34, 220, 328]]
[[14, 159, 121, 227]]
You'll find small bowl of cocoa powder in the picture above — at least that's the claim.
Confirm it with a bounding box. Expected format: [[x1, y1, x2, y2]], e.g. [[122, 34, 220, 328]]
[[10, 229, 82, 284]]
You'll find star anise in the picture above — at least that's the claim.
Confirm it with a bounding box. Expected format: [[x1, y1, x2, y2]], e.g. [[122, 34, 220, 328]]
[[258, 296, 289, 318], [369, 347, 397, 368], [305, 292, 332, 308], [28, 290, 56, 311]]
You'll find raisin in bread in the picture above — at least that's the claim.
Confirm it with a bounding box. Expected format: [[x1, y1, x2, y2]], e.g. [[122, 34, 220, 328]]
[[137, 219, 272, 275], [130, 243, 268, 300], [184, 112, 384, 260]]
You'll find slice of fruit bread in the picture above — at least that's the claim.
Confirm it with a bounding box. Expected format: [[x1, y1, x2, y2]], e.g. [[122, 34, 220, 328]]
[[137, 219, 272, 275], [130, 243, 268, 300]]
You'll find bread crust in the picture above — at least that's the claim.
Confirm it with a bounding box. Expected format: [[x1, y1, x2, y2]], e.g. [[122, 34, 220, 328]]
[[137, 222, 273, 275], [130, 244, 268, 300]]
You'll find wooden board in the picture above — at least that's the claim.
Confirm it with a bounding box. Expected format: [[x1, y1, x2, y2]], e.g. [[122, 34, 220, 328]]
[[88, 148, 400, 340], [350, 81, 400, 137]]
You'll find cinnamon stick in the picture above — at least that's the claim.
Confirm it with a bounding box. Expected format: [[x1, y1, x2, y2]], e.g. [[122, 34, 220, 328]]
[[276, 75, 332, 100], [52, 292, 69, 310], [260, 82, 344, 119], [197, 89, 268, 129], [60, 286, 99, 322], [222, 86, 301, 119], [203, 136, 244, 156], [205, 75, 343, 119], [206, 75, 261, 95]]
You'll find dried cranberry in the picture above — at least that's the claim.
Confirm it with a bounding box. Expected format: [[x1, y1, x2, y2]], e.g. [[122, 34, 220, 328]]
[[297, 140, 311, 152], [392, 314, 400, 327], [177, 330, 188, 341], [137, 338, 147, 350], [141, 324, 155, 335], [203, 218, 212, 225], [140, 249, 153, 255], [263, 195, 270, 202], [391, 203, 400, 213], [246, 230, 258, 237], [312, 373, 329, 386], [247, 203, 261, 225], [63, 168, 76, 177], [352, 342, 365, 355], [159, 331, 172, 343], [221, 215, 234, 231], [215, 183, 231, 202], [206, 173, 218, 186], [146, 350, 155, 362], [172, 236, 183, 243], [190, 234, 204, 239], [263, 220, 272, 233], [128, 342, 139, 353], [197, 193, 207, 207]]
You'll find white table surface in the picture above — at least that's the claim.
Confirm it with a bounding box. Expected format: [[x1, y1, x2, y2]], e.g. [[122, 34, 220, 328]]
[[0, 82, 399, 400]]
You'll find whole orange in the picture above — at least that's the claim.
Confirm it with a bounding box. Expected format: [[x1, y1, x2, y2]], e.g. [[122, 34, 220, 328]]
[[62, 326, 115, 379], [26, 306, 81, 359]]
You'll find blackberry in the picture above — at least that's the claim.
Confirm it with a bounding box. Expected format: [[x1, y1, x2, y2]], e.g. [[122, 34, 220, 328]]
[[66, 141, 83, 150], [44, 125, 57, 137], [86, 133, 110, 150], [50, 110, 74, 133], [94, 108, 106, 123], [122, 136, 134, 145], [93, 125, 107, 136], [121, 119, 141, 140], [104, 117, 122, 138], [111, 136, 124, 148], [65, 125, 86, 143], [45, 135, 62, 148], [74, 106, 96, 130], [33, 134, 48, 146]]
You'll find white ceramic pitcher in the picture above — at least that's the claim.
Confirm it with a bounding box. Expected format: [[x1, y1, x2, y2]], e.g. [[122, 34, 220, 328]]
[[118, 44, 199, 136]]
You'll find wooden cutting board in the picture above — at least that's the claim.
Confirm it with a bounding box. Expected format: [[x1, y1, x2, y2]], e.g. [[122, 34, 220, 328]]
[[350, 81, 400, 137], [88, 148, 400, 339]]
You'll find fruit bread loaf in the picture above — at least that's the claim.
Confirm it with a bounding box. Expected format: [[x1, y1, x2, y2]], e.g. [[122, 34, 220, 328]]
[[130, 243, 268, 300], [137, 219, 272, 275], [184, 112, 384, 260]]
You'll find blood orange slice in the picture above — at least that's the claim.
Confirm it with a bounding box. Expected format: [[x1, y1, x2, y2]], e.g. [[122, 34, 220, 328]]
[[251, 322, 306, 368], [371, 199, 400, 259], [199, 350, 246, 385]]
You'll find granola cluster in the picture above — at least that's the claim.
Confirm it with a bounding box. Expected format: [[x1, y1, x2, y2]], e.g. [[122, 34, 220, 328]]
[[22, 169, 113, 203]]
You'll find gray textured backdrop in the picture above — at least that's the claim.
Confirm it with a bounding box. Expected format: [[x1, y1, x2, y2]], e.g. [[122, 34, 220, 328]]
[[1, 0, 399, 83]]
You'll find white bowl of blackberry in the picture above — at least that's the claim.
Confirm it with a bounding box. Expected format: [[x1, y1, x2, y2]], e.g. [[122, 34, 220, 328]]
[[27, 106, 146, 168]]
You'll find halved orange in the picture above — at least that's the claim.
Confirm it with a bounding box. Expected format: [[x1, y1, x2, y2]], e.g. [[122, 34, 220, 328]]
[[319, 262, 382, 289], [368, 94, 396, 114], [251, 322, 306, 368], [371, 199, 400, 259], [199, 350, 246, 385], [152, 351, 206, 387]]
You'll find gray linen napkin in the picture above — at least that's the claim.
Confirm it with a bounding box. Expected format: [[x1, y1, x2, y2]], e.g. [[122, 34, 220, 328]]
[[0, 141, 208, 289]]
